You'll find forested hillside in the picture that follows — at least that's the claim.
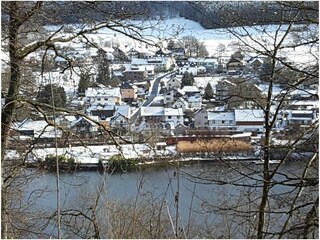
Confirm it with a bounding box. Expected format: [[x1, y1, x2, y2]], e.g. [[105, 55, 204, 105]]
[[3, 1, 316, 28]]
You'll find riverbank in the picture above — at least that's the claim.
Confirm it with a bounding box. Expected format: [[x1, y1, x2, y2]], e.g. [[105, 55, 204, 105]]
[[11, 141, 314, 173]]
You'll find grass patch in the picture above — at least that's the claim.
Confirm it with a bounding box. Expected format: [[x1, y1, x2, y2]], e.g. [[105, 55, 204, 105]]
[[176, 139, 252, 154]]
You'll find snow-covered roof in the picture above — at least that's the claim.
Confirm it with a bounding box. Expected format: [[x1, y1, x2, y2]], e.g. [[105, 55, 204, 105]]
[[188, 95, 201, 102], [208, 111, 235, 121], [70, 116, 100, 128], [235, 109, 264, 122], [258, 84, 283, 95], [287, 109, 315, 114], [124, 65, 149, 72], [14, 119, 62, 138], [173, 97, 188, 106], [218, 79, 237, 87], [181, 86, 200, 93], [116, 105, 131, 118], [164, 108, 184, 116], [131, 58, 148, 65], [140, 107, 184, 117], [87, 104, 115, 112], [289, 100, 318, 108], [140, 107, 164, 116], [85, 87, 121, 98]]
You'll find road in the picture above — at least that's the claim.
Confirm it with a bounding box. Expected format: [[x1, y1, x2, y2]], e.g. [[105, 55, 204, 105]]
[[130, 70, 177, 122]]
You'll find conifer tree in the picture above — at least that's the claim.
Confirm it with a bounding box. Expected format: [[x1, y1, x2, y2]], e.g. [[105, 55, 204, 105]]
[[96, 51, 110, 86], [181, 71, 195, 88], [204, 82, 214, 99], [78, 71, 91, 95]]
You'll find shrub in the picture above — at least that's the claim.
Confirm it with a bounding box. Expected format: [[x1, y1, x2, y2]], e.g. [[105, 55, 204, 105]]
[[44, 154, 76, 169]]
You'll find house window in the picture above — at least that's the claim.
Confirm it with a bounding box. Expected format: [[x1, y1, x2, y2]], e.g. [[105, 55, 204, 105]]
[[168, 116, 172, 119], [222, 120, 225, 124], [97, 98, 101, 101], [212, 120, 215, 124], [105, 98, 108, 101]]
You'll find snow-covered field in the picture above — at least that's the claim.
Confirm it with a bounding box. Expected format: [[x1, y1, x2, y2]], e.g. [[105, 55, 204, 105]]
[[7, 144, 177, 164]]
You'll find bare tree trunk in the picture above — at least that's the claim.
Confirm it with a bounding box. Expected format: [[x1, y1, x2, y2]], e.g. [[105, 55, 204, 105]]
[[1, 3, 21, 238]]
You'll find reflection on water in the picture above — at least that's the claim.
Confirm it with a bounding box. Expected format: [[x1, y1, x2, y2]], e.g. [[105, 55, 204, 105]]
[[22, 159, 318, 238]]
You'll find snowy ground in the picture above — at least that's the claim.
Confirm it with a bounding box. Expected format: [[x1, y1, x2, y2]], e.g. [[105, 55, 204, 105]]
[[7, 144, 177, 164], [25, 17, 316, 95]]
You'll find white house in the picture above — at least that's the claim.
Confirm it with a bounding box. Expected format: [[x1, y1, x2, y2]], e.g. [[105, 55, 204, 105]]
[[282, 110, 317, 128], [178, 65, 198, 75], [172, 97, 189, 112], [147, 56, 175, 71], [163, 108, 184, 129], [181, 86, 201, 96], [207, 111, 236, 130], [85, 87, 121, 106], [234, 109, 265, 133], [166, 77, 182, 90], [139, 107, 184, 129], [163, 89, 176, 105]]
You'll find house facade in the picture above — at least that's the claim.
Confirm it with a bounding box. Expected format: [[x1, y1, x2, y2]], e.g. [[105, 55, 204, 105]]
[[282, 110, 317, 128], [71, 116, 101, 137], [85, 87, 121, 106], [166, 77, 182, 90], [120, 82, 137, 102], [207, 111, 236, 130], [172, 97, 189, 112], [234, 109, 265, 133], [193, 108, 208, 128], [227, 58, 244, 71], [123, 65, 148, 82], [139, 107, 184, 130]]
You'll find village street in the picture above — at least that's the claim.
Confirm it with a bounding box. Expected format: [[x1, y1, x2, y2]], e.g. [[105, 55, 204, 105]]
[[130, 69, 177, 122]]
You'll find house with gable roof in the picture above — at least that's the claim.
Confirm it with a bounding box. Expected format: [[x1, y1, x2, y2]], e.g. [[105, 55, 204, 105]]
[[110, 112, 132, 135], [166, 77, 182, 90], [172, 97, 189, 112], [85, 87, 121, 106], [227, 58, 244, 72], [193, 108, 208, 128], [70, 116, 101, 137], [215, 79, 237, 103], [123, 65, 148, 82], [138, 106, 184, 131], [13, 118, 63, 143], [181, 86, 201, 97], [120, 81, 137, 102]]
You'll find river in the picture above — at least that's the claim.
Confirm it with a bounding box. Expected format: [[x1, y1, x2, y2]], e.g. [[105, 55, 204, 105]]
[[21, 158, 317, 238]]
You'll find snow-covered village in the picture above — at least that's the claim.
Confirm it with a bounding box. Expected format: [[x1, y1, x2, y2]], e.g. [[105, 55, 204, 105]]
[[3, 16, 318, 168], [1, 2, 319, 239]]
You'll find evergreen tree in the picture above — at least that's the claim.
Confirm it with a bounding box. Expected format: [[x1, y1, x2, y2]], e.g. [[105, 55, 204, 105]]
[[96, 50, 110, 86], [181, 71, 195, 88], [37, 84, 67, 108], [78, 71, 91, 95], [204, 82, 214, 99]]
